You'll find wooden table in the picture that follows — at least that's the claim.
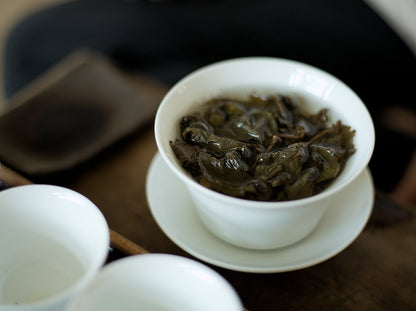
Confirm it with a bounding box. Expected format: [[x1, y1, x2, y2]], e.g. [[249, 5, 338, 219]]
[[3, 124, 415, 311], [1, 62, 415, 310]]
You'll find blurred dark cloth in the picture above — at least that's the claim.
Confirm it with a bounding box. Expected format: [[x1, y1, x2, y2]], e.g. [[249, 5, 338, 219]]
[[3, 0, 415, 190]]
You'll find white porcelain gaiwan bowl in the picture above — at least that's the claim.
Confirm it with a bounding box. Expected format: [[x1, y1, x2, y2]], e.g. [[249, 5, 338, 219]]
[[155, 57, 375, 250]]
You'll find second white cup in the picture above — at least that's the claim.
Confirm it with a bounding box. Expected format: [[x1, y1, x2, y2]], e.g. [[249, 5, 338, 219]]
[[67, 254, 243, 311]]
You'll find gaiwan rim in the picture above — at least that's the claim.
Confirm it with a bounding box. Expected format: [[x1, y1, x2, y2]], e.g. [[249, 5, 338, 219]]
[[155, 56, 375, 210]]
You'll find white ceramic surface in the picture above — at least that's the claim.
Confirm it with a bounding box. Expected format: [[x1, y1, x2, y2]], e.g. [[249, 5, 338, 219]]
[[67, 254, 243, 311], [154, 57, 375, 250], [146, 152, 374, 273], [0, 185, 109, 311]]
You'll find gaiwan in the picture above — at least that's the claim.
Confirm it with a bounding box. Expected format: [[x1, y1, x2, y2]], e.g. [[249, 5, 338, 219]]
[[170, 92, 355, 201]]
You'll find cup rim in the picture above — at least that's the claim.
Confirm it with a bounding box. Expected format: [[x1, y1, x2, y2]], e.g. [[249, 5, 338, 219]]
[[155, 56, 375, 209], [0, 184, 110, 309]]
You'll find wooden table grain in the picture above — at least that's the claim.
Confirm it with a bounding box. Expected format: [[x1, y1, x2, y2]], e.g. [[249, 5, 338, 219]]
[[3, 125, 413, 311], [0, 47, 414, 309]]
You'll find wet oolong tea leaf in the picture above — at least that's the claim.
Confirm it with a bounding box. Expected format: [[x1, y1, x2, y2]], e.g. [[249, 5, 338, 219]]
[[170, 92, 355, 201]]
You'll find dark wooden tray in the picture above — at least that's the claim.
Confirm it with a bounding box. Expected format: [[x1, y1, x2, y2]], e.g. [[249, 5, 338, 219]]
[[0, 50, 164, 178]]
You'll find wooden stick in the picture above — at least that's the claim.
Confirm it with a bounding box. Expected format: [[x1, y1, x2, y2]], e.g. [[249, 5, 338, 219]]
[[0, 164, 32, 186], [110, 229, 149, 255]]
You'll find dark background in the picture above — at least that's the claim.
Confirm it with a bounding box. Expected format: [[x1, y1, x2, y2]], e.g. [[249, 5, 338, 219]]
[[3, 0, 416, 191]]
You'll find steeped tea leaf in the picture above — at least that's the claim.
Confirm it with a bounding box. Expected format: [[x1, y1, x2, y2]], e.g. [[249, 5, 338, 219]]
[[170, 92, 356, 201]]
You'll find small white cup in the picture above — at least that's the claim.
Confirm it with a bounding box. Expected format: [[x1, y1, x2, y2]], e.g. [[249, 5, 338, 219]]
[[67, 254, 243, 311], [0, 184, 110, 311]]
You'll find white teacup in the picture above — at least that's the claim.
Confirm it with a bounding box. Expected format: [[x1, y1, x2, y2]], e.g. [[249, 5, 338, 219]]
[[67, 254, 243, 311], [0, 185, 110, 311]]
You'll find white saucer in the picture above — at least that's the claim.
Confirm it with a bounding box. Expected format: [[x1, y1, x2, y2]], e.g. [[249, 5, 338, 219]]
[[146, 152, 374, 273]]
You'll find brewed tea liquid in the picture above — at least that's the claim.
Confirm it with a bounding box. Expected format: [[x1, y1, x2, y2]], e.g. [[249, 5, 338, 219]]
[[0, 229, 85, 305]]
